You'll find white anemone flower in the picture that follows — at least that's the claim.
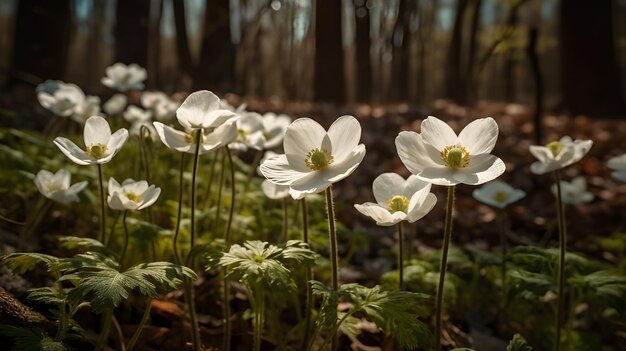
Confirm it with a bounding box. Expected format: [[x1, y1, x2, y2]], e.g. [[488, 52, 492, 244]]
[[101, 63, 147, 91], [37, 82, 85, 117], [261, 179, 290, 200], [34, 169, 88, 204], [154, 99, 179, 122], [103, 94, 128, 116], [472, 180, 526, 209], [551, 176, 593, 205], [107, 178, 161, 211], [129, 121, 158, 141], [229, 112, 265, 151], [259, 116, 366, 199], [54, 116, 129, 165], [529, 136, 593, 175], [123, 105, 152, 123], [395, 116, 505, 186], [71, 95, 101, 124], [153, 120, 237, 154], [354, 173, 437, 226], [141, 91, 169, 109], [262, 112, 291, 149], [607, 154, 626, 182], [176, 90, 237, 130]]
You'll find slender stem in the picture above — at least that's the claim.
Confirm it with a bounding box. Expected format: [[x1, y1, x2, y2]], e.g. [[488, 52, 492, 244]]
[[435, 185, 456, 351], [214, 151, 226, 235], [120, 211, 129, 266], [222, 147, 236, 351], [498, 209, 508, 309], [553, 170, 567, 351], [237, 149, 263, 213], [398, 222, 405, 291], [95, 309, 113, 351], [301, 197, 312, 351], [107, 211, 121, 248], [282, 198, 289, 242], [317, 310, 355, 351], [126, 299, 152, 351], [325, 186, 339, 350], [202, 153, 218, 210], [224, 147, 236, 243], [253, 292, 266, 351], [97, 164, 107, 244], [184, 277, 201, 351], [111, 315, 126, 351], [54, 283, 67, 341], [139, 125, 153, 223], [190, 131, 202, 248], [173, 154, 185, 265]]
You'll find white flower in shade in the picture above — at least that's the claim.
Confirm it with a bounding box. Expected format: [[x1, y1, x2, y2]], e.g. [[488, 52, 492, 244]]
[[220, 99, 247, 114], [262, 112, 291, 149], [54, 116, 129, 165], [354, 173, 437, 226], [103, 94, 128, 116], [129, 121, 158, 141], [123, 105, 152, 123], [154, 99, 179, 122], [395, 116, 505, 186], [529, 136, 593, 175], [71, 95, 101, 124], [229, 112, 265, 151], [472, 180, 526, 209], [107, 178, 161, 211], [101, 63, 147, 91], [153, 120, 237, 154], [37, 82, 85, 117], [607, 154, 626, 182], [551, 176, 593, 205], [141, 91, 169, 109], [259, 116, 366, 199], [261, 179, 290, 200], [34, 169, 88, 204], [176, 90, 237, 130]]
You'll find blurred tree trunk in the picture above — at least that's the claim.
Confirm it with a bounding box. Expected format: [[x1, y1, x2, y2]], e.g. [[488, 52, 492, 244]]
[[147, 0, 163, 90], [465, 0, 482, 103], [314, 0, 345, 102], [173, 0, 194, 86], [391, 0, 412, 101], [560, 0, 623, 115], [10, 0, 71, 85], [354, 1, 371, 102], [195, 0, 234, 92], [445, 0, 469, 104], [115, 0, 150, 67]]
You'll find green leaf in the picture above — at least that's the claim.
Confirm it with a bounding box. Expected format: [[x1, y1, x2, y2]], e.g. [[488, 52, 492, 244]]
[[27, 287, 65, 305], [0, 325, 66, 351], [58, 236, 113, 255], [1, 253, 61, 275], [507, 333, 533, 351]]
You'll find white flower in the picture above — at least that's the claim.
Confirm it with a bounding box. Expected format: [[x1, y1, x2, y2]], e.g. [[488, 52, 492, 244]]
[[123, 105, 152, 123], [354, 173, 437, 226], [141, 91, 169, 109], [229, 112, 265, 151], [262, 112, 291, 149], [529, 136, 593, 175], [220, 99, 247, 114], [259, 116, 366, 199], [37, 81, 85, 117], [261, 179, 290, 200], [129, 121, 158, 141], [176, 90, 237, 130], [153, 120, 237, 154], [103, 94, 128, 116], [54, 116, 129, 165], [107, 178, 161, 211], [71, 95, 101, 124], [34, 169, 87, 204], [607, 154, 626, 182], [154, 99, 179, 122], [101, 63, 147, 91], [551, 176, 593, 205], [395, 116, 505, 186], [472, 180, 525, 209]]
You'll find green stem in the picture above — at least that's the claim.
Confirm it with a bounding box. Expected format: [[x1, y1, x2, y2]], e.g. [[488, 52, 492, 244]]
[[553, 170, 567, 351], [139, 125, 153, 223], [317, 310, 355, 351], [435, 185, 456, 351], [173, 153, 185, 265], [253, 292, 266, 351], [398, 222, 405, 291], [126, 299, 152, 351], [120, 211, 129, 266], [184, 277, 201, 351], [214, 151, 226, 235], [302, 198, 312, 351], [237, 149, 263, 213], [97, 164, 106, 244], [190, 131, 201, 248], [107, 211, 121, 248], [54, 283, 67, 342], [95, 309, 113, 351], [201, 153, 218, 210], [282, 198, 289, 242], [325, 186, 339, 350], [222, 147, 236, 351], [224, 147, 236, 243]]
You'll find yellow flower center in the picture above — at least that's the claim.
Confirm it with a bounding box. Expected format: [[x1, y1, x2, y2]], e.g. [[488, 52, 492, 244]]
[[184, 130, 205, 144], [86, 143, 108, 158], [304, 148, 334, 170], [386, 195, 410, 213], [493, 191, 510, 203], [124, 191, 141, 203], [546, 141, 564, 157], [440, 145, 470, 169], [46, 184, 64, 193]]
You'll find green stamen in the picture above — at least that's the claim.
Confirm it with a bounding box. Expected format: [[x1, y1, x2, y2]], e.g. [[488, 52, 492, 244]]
[[304, 148, 334, 170], [386, 195, 410, 213], [493, 191, 510, 203], [440, 145, 471, 169], [124, 191, 141, 203], [86, 144, 108, 158], [547, 141, 564, 157]]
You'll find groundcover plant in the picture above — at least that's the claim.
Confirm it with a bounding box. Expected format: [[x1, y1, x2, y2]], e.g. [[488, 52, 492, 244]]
[[0, 63, 625, 351]]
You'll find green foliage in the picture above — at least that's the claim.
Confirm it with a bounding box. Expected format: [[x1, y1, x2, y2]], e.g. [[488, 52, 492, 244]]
[[507, 333, 533, 351], [1, 253, 62, 276], [0, 325, 66, 351]]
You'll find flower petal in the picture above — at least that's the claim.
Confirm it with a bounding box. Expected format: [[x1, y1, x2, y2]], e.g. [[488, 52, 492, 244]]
[[354, 203, 402, 226], [53, 137, 93, 165], [176, 90, 222, 129], [395, 131, 441, 175], [83, 116, 111, 146], [107, 193, 127, 210], [283, 118, 327, 172], [67, 181, 88, 195], [201, 121, 238, 153], [420, 116, 458, 151], [403, 175, 432, 198], [326, 144, 366, 183], [529, 145, 551, 163], [406, 193, 437, 223], [137, 186, 161, 210], [372, 173, 406, 205], [458, 117, 498, 155], [415, 167, 460, 186], [261, 179, 290, 200], [457, 154, 506, 185], [153, 122, 194, 153], [327, 115, 361, 162], [259, 154, 309, 186]]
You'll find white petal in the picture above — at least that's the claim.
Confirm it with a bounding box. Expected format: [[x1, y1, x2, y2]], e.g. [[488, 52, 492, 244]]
[[176, 90, 221, 129], [83, 116, 111, 146], [327, 115, 361, 162], [403, 176, 432, 198], [395, 131, 441, 175], [415, 167, 460, 186], [48, 191, 78, 204], [457, 154, 506, 185], [530, 160, 554, 175], [201, 121, 238, 153], [283, 118, 327, 172], [420, 116, 458, 151], [153, 122, 194, 153], [34, 170, 54, 194], [56, 169, 72, 189], [372, 173, 406, 205], [458, 117, 498, 155], [53, 137, 93, 165], [406, 193, 437, 223], [137, 186, 161, 210], [261, 179, 290, 200], [289, 171, 333, 195], [354, 203, 403, 226], [125, 180, 149, 194], [529, 145, 552, 163], [107, 193, 127, 210], [108, 177, 123, 195], [607, 154, 626, 171], [67, 181, 88, 195], [326, 144, 366, 183], [259, 154, 309, 185]]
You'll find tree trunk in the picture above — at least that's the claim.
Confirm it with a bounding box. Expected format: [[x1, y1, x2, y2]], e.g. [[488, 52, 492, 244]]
[[173, 0, 194, 86], [391, 0, 412, 101], [445, 0, 469, 103], [314, 0, 345, 103], [115, 0, 150, 67], [195, 0, 234, 92], [465, 0, 482, 103]]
